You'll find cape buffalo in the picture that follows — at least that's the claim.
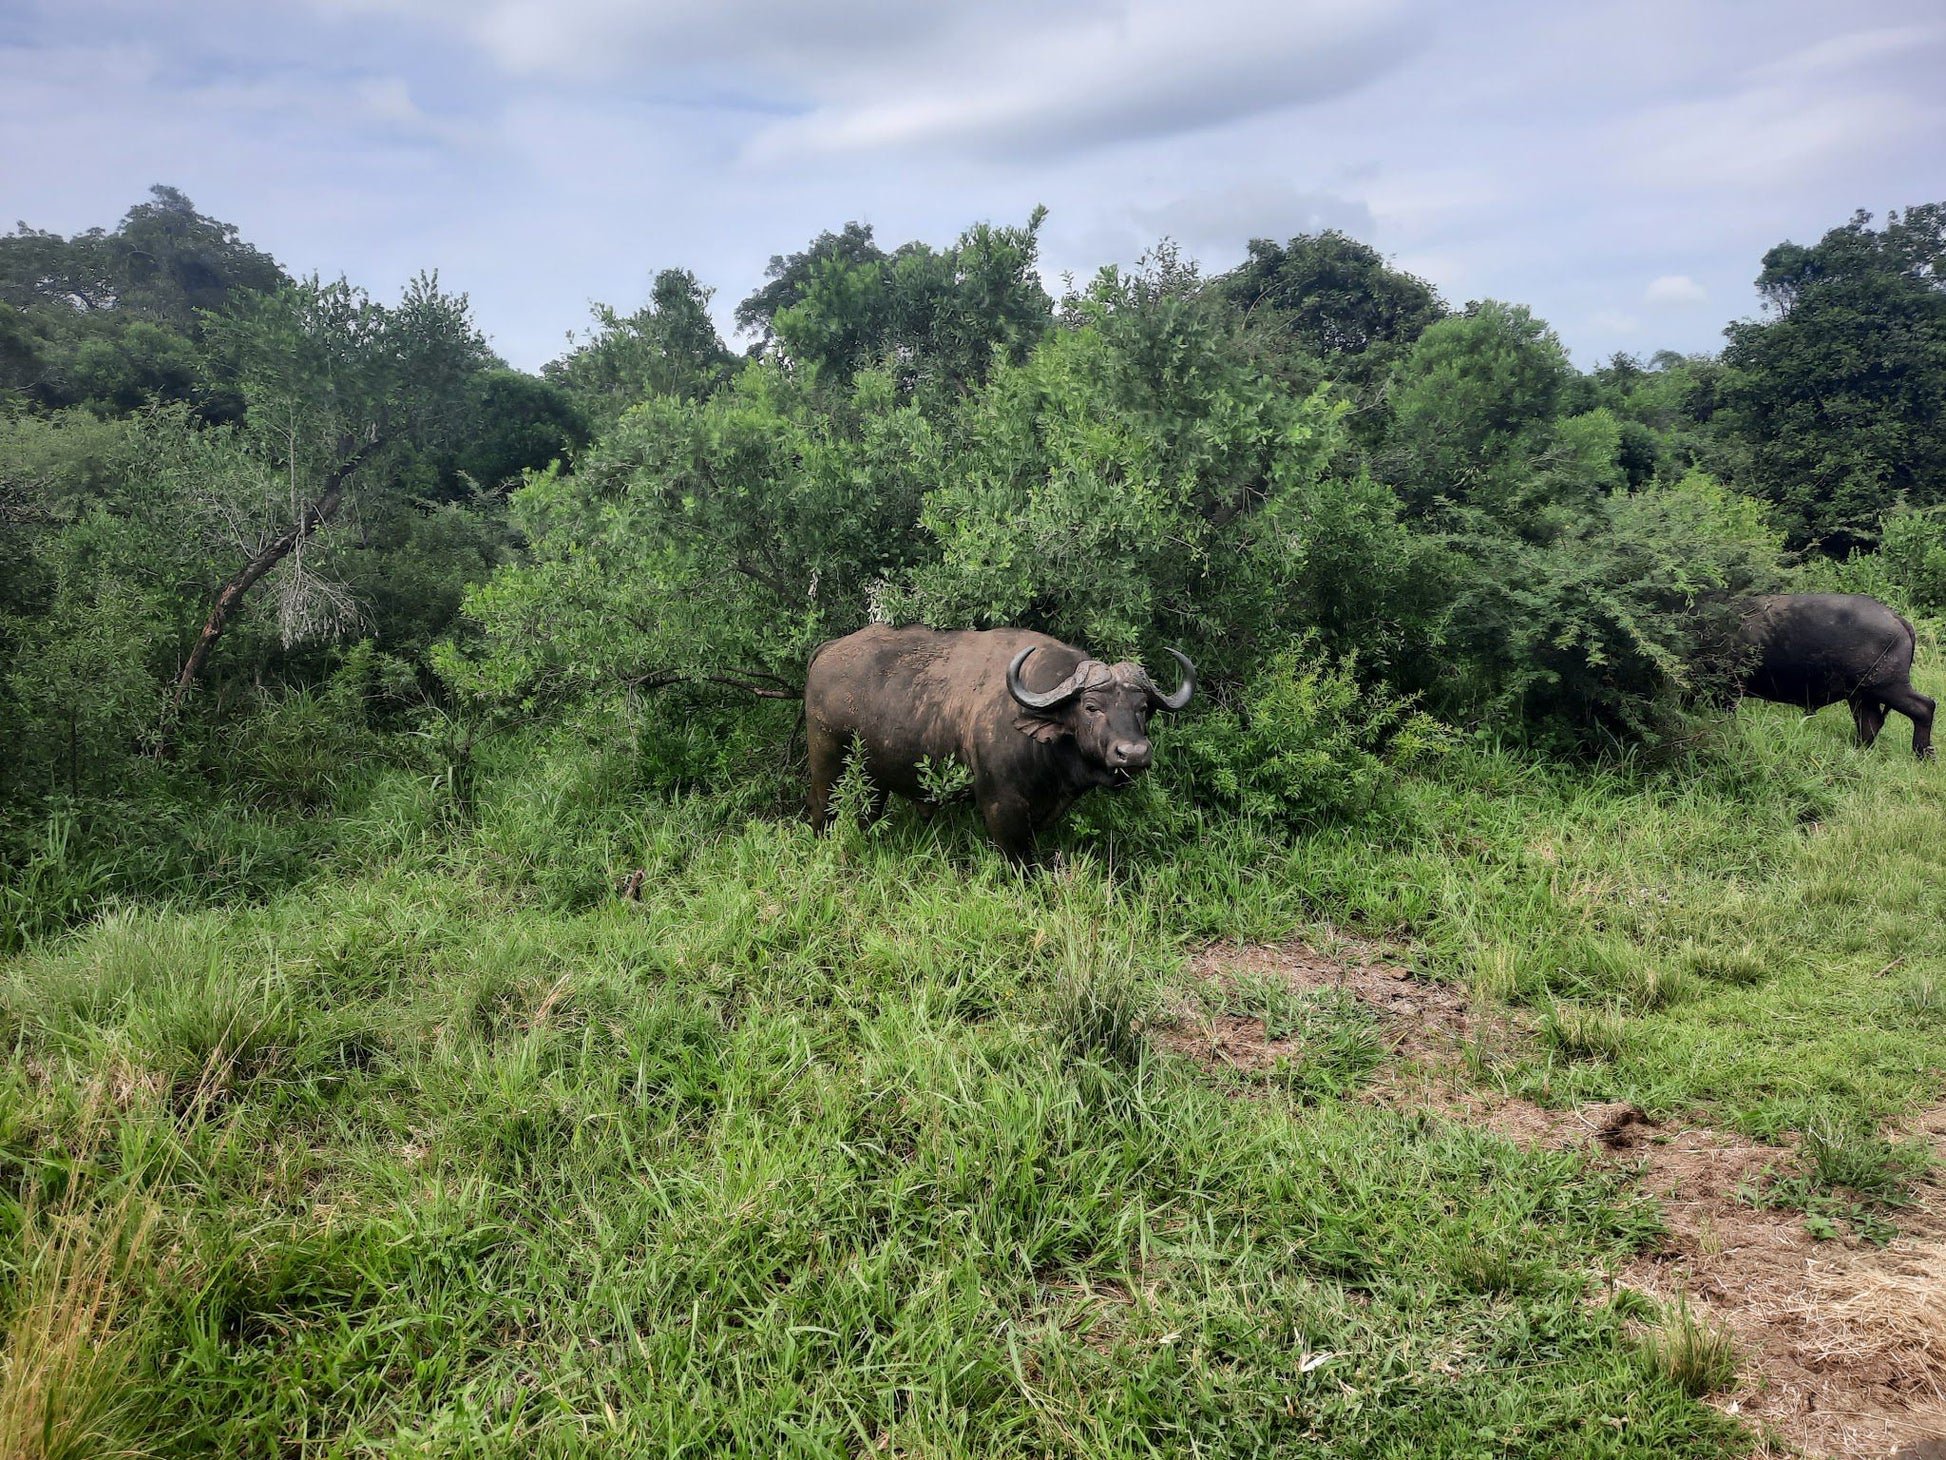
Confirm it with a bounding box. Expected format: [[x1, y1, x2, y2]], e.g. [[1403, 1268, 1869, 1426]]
[[805, 625, 1195, 860], [1732, 593, 1933, 757]]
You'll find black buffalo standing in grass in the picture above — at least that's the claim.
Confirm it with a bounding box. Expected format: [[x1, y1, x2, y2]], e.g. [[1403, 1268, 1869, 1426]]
[[805, 625, 1194, 860], [1733, 593, 1934, 757]]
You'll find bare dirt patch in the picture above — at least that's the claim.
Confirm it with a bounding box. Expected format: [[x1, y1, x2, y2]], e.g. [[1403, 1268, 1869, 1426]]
[[1155, 933, 1512, 1078], [1175, 937, 1946, 1460], [1617, 1113, 1945, 1460]]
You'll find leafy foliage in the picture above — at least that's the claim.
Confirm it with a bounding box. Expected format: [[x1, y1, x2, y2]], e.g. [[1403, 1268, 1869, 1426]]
[[0, 185, 285, 416], [1429, 474, 1787, 747], [1169, 640, 1453, 831], [449, 363, 942, 707], [4, 185, 1943, 927], [1223, 230, 1445, 360], [1379, 299, 1582, 524], [1714, 206, 1946, 553], [5, 177, 1946, 1460], [736, 214, 1053, 398], [1219, 229, 1445, 431], [544, 268, 734, 429], [1835, 505, 1946, 616], [909, 251, 1354, 676]]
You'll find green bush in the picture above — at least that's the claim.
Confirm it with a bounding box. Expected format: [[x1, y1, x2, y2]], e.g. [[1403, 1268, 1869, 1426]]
[[1835, 505, 1946, 616], [907, 253, 1356, 681], [1170, 640, 1452, 831], [1430, 474, 1787, 751]]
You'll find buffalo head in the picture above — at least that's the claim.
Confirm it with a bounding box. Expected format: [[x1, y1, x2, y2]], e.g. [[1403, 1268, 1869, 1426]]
[[1006, 645, 1195, 785]]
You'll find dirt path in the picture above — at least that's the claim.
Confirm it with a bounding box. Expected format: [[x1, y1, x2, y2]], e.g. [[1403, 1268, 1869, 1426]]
[[1165, 937, 1946, 1460]]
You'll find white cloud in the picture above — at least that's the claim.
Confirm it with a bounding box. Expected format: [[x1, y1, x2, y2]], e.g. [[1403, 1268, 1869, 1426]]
[[1361, 167, 1503, 234], [313, 0, 1015, 82], [6, 0, 1942, 370], [1625, 90, 1933, 193], [750, 0, 1426, 159], [1750, 23, 1945, 83], [1130, 181, 1375, 254], [1617, 25, 1946, 194], [1643, 274, 1707, 306], [307, 0, 1428, 160]]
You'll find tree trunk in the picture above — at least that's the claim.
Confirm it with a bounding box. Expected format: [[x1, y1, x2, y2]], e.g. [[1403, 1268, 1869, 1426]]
[[168, 439, 374, 711]]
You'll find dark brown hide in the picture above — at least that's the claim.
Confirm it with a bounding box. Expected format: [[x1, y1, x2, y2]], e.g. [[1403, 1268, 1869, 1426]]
[[1734, 593, 1933, 757], [804, 625, 1192, 860]]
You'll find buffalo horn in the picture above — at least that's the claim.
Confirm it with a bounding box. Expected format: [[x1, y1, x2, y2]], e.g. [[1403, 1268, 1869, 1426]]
[[1006, 646, 1090, 710], [1150, 648, 1196, 711]]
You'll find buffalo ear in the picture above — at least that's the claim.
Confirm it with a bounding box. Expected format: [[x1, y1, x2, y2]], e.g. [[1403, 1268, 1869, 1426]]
[[1012, 712, 1072, 744]]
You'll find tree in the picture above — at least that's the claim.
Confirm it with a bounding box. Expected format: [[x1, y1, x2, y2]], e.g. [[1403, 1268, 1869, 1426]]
[[445, 369, 589, 495], [734, 223, 886, 345], [450, 362, 943, 710], [1428, 473, 1787, 749], [1588, 352, 1724, 488], [1221, 231, 1444, 361], [0, 186, 286, 417], [906, 251, 1403, 683], [104, 186, 286, 329], [1715, 205, 1946, 553], [170, 273, 493, 710], [733, 214, 1053, 399], [0, 409, 240, 792], [1378, 300, 1586, 526], [544, 269, 735, 429]]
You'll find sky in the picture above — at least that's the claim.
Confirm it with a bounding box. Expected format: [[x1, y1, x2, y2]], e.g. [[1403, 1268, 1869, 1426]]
[[2, 0, 1942, 372]]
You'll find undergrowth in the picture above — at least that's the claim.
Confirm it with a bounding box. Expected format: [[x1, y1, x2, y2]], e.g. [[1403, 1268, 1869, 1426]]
[[0, 670, 1938, 1454]]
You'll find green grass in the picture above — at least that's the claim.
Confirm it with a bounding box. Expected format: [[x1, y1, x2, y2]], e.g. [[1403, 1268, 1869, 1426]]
[[0, 670, 1940, 1455], [1636, 1302, 1739, 1400]]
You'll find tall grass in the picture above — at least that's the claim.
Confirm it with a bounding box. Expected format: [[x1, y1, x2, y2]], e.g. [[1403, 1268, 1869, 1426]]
[[0, 1100, 163, 1460], [0, 665, 1935, 1453], [1637, 1302, 1738, 1399]]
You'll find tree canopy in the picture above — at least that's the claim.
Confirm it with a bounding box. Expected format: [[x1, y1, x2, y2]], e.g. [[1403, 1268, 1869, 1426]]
[[1714, 206, 1946, 553], [733, 213, 1053, 398], [0, 186, 287, 416], [3, 187, 1943, 821]]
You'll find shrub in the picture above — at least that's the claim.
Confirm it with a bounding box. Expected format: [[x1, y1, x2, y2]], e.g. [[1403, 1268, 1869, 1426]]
[[1169, 639, 1453, 832], [1429, 473, 1787, 752], [1836, 505, 1946, 616], [905, 252, 1383, 682]]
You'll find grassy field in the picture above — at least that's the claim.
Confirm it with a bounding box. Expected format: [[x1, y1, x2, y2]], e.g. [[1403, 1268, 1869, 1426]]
[[1, 668, 1941, 1457]]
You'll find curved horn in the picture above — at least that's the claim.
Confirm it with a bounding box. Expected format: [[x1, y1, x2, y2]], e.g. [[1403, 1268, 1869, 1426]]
[[1149, 648, 1196, 711], [1007, 646, 1090, 711]]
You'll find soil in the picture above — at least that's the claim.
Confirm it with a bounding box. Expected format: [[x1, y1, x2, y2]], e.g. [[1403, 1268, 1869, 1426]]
[[1167, 936, 1946, 1460], [1155, 932, 1513, 1075]]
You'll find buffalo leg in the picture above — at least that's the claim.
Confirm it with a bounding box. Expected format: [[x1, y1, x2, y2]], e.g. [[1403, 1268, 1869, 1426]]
[[978, 790, 1039, 864], [1850, 695, 1887, 748], [807, 722, 843, 830], [1876, 681, 1936, 758]]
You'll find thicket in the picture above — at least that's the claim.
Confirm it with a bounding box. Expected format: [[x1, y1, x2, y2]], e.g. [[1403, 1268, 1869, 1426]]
[[3, 190, 1945, 940]]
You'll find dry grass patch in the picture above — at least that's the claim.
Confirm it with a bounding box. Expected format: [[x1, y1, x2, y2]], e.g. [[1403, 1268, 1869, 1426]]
[[1798, 1242, 1946, 1401], [0, 1186, 159, 1460]]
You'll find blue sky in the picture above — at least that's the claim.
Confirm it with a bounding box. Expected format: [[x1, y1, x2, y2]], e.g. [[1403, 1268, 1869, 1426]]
[[3, 0, 1941, 371]]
